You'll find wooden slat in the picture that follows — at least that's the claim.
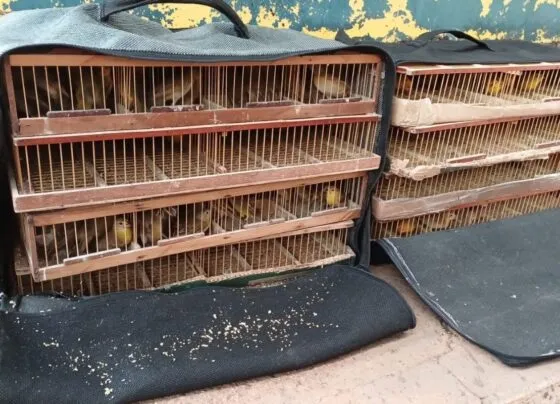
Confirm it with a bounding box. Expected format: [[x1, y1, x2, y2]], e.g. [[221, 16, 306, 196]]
[[14, 114, 380, 145], [397, 62, 560, 76], [46, 109, 111, 118], [29, 172, 366, 226], [17, 103, 378, 138], [372, 173, 560, 221], [35, 211, 358, 281], [9, 53, 381, 68], [3, 58, 20, 138], [62, 248, 121, 266], [14, 156, 380, 213], [446, 153, 487, 164]]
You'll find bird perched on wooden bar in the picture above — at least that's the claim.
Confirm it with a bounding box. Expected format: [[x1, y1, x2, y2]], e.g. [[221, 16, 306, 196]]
[[229, 199, 251, 221], [115, 218, 133, 248], [325, 186, 343, 207], [137, 210, 165, 246], [181, 208, 212, 235], [312, 66, 350, 98]]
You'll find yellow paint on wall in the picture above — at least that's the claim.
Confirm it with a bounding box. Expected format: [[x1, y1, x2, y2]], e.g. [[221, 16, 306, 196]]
[[480, 0, 493, 17], [236, 6, 253, 24], [256, 6, 291, 29], [152, 4, 215, 28], [301, 27, 337, 40], [464, 29, 510, 40], [534, 0, 560, 10], [0, 0, 10, 12], [345, 0, 426, 42]]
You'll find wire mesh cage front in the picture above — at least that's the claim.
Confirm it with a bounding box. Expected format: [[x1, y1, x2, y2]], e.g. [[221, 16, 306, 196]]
[[21, 174, 365, 281], [15, 226, 353, 296], [372, 189, 560, 239], [395, 63, 560, 105], [388, 115, 560, 179], [6, 52, 382, 136], [12, 119, 379, 212]]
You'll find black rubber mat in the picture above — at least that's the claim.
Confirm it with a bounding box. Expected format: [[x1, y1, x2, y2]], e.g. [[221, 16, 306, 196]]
[[375, 208, 560, 366], [0, 265, 415, 403]]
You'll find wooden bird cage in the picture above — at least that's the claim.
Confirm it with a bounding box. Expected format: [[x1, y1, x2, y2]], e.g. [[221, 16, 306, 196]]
[[388, 115, 560, 180], [372, 189, 560, 239], [396, 62, 560, 104], [11, 118, 379, 212], [374, 153, 560, 220], [15, 225, 353, 296], [19, 174, 365, 282], [4, 51, 382, 136], [393, 62, 560, 128]]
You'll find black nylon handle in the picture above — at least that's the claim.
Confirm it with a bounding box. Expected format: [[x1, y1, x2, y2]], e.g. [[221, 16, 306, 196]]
[[100, 0, 250, 38], [415, 29, 494, 51]]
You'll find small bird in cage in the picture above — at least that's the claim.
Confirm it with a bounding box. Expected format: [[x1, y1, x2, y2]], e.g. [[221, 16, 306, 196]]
[[137, 210, 165, 247], [180, 208, 212, 235], [151, 68, 200, 107], [74, 67, 113, 110], [421, 212, 457, 231], [312, 65, 350, 98], [396, 76, 414, 96], [252, 197, 276, 219], [35, 217, 113, 263], [523, 73, 545, 92], [229, 199, 251, 221], [324, 186, 343, 207], [396, 219, 417, 236], [17, 68, 71, 116], [97, 217, 133, 250]]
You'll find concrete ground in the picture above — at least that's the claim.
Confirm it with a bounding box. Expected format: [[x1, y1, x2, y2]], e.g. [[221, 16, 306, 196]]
[[156, 265, 560, 404]]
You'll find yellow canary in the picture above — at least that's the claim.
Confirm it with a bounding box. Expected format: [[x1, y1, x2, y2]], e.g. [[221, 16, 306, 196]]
[[325, 187, 343, 207], [312, 68, 350, 98], [422, 212, 457, 231], [230, 199, 251, 221], [396, 219, 416, 235], [523, 73, 544, 92], [115, 218, 133, 248], [484, 79, 503, 96]]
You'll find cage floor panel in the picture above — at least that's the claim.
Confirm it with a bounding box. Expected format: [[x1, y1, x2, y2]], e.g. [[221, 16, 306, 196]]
[[372, 190, 560, 239]]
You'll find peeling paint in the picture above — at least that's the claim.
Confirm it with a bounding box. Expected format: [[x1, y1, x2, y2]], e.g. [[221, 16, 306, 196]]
[[0, 0, 559, 42]]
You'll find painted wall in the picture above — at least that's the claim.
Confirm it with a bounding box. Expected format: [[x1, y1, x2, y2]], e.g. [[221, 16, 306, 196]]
[[1, 0, 559, 42]]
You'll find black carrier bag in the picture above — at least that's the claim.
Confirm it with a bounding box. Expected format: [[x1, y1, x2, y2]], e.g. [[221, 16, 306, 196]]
[[337, 29, 560, 366], [0, 2, 415, 403]]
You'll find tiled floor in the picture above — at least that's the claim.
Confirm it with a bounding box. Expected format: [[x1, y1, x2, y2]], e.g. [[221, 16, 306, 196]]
[[153, 265, 560, 404]]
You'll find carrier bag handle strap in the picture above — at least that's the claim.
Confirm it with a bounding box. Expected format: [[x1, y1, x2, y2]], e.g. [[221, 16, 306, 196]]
[[100, 0, 250, 39], [415, 29, 494, 51]]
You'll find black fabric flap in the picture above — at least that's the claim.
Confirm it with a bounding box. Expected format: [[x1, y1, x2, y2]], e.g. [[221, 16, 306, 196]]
[[336, 30, 560, 65]]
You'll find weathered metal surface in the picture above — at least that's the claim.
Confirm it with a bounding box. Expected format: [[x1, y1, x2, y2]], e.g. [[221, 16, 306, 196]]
[[0, 0, 558, 43]]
